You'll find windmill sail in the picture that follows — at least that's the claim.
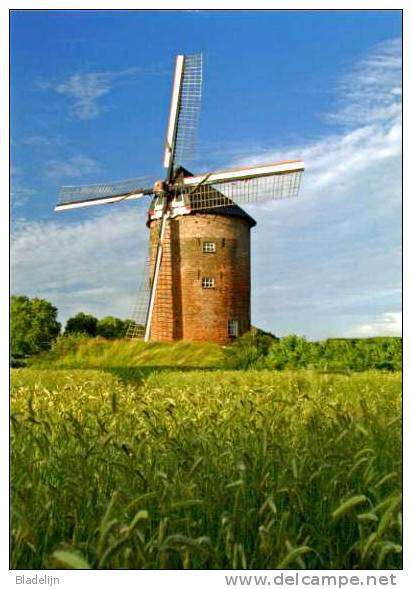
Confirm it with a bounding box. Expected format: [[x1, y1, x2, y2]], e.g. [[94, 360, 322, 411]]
[[172, 54, 203, 169], [142, 54, 203, 341], [173, 159, 304, 210], [163, 54, 203, 178], [126, 242, 152, 339], [55, 177, 155, 211]]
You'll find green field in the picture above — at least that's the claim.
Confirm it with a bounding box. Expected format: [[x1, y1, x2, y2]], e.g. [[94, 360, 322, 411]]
[[10, 341, 402, 570]]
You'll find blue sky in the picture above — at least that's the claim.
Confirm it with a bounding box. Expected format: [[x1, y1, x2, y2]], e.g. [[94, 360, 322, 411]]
[[10, 9, 402, 339]]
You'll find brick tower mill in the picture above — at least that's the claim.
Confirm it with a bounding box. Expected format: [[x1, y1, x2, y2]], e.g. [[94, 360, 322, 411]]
[[148, 191, 256, 345]]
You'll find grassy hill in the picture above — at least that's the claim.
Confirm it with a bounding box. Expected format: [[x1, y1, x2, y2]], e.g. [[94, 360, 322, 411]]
[[30, 333, 402, 374], [31, 335, 224, 370]]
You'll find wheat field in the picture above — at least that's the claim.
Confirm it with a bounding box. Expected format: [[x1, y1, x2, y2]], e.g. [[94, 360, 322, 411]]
[[10, 368, 401, 569]]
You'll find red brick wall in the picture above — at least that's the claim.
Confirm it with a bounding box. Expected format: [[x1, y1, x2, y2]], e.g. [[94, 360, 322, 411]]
[[149, 213, 252, 344]]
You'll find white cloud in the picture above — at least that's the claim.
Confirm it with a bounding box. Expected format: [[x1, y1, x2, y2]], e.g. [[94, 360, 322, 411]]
[[247, 116, 401, 337], [37, 64, 163, 120], [37, 68, 137, 120], [326, 37, 402, 127], [45, 155, 100, 178], [346, 312, 402, 337], [10, 165, 39, 210], [21, 135, 53, 147], [10, 185, 38, 209], [11, 206, 149, 324]]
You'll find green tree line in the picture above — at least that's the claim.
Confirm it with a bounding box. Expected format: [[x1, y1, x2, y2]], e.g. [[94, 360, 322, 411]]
[[10, 296, 133, 364], [224, 332, 402, 371]]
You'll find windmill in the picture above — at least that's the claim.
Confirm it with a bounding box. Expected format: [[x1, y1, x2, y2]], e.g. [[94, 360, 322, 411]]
[[55, 54, 304, 343]]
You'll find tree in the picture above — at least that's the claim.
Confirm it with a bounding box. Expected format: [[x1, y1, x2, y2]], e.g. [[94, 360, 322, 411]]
[[97, 316, 127, 339], [65, 312, 98, 337], [10, 295, 61, 357]]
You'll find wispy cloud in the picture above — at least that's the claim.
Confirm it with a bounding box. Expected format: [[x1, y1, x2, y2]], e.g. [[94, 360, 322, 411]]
[[37, 67, 138, 120], [45, 155, 100, 178], [11, 206, 149, 323], [20, 135, 54, 147], [37, 63, 166, 120], [11, 184, 38, 209], [10, 165, 39, 211], [346, 312, 402, 337], [326, 37, 401, 127]]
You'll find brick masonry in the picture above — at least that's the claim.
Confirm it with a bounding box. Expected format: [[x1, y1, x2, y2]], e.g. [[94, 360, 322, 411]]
[[148, 211, 255, 344]]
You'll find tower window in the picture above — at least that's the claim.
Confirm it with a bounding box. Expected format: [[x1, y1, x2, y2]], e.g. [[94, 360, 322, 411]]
[[202, 241, 216, 253], [201, 277, 215, 289], [228, 319, 239, 337]]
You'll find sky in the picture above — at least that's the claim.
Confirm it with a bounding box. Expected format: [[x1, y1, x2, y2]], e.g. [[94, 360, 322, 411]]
[[10, 9, 402, 339]]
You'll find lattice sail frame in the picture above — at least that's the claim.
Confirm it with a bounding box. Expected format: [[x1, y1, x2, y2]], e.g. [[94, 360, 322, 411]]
[[126, 243, 152, 339], [56, 176, 154, 211], [163, 54, 203, 177], [126, 214, 164, 339], [172, 160, 304, 211], [173, 54, 203, 169], [184, 171, 302, 210]]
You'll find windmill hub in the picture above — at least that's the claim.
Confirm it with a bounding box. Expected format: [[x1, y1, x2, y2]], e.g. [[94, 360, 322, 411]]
[[153, 180, 167, 195], [149, 183, 191, 222], [54, 53, 304, 343]]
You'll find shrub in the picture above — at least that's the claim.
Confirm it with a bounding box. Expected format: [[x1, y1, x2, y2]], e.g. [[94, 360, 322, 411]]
[[223, 330, 276, 369], [224, 332, 402, 372], [266, 335, 314, 370]]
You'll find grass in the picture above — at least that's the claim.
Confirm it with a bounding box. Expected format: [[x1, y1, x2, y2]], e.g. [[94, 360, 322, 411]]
[[31, 336, 224, 369], [10, 366, 401, 570]]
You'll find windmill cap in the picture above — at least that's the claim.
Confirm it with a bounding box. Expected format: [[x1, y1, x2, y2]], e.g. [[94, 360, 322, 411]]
[[171, 166, 256, 227], [193, 204, 256, 227], [147, 203, 256, 227]]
